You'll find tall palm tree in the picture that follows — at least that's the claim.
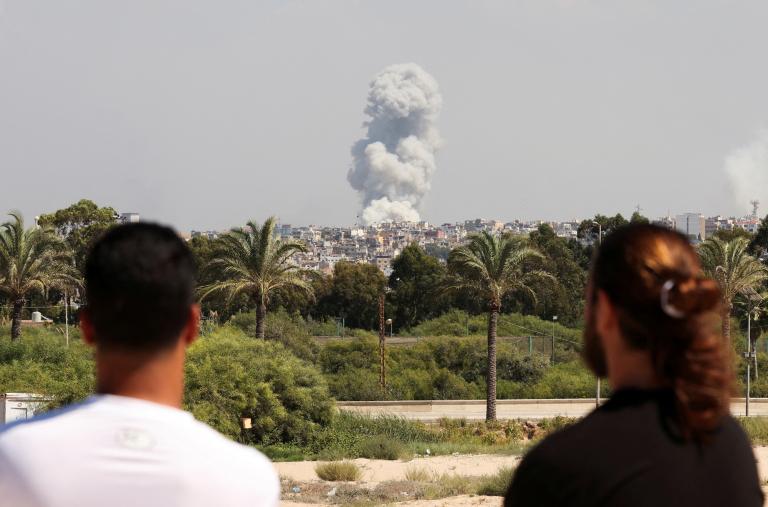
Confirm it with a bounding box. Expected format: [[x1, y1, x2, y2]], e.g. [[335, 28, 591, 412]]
[[199, 217, 312, 339], [699, 236, 768, 348], [447, 231, 553, 421], [0, 212, 76, 341]]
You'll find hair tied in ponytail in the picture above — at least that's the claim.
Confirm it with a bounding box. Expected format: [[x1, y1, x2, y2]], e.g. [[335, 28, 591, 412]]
[[660, 279, 686, 319]]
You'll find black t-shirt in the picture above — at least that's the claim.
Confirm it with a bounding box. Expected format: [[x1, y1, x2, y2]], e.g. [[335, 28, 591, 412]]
[[505, 389, 763, 507]]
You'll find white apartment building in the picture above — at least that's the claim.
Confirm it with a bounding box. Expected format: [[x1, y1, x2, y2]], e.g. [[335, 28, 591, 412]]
[[675, 213, 706, 242]]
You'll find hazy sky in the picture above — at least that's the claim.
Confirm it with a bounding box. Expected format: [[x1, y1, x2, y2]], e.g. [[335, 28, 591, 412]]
[[1, 0, 767, 230]]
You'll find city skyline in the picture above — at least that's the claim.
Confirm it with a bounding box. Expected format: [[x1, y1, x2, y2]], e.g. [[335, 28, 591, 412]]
[[2, 1, 768, 230]]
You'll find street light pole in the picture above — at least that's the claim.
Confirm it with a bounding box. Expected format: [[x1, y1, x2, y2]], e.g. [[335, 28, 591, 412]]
[[379, 293, 386, 391], [747, 309, 752, 417], [592, 221, 602, 408], [551, 316, 558, 365]]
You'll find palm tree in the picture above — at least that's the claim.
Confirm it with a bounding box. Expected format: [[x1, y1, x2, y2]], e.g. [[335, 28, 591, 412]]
[[199, 217, 312, 339], [0, 212, 76, 341], [699, 237, 768, 348], [447, 231, 553, 421]]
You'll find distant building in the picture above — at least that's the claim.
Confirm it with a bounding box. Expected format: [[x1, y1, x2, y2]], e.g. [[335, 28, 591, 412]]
[[190, 230, 220, 240], [118, 212, 140, 224], [675, 213, 706, 242], [373, 254, 393, 275]]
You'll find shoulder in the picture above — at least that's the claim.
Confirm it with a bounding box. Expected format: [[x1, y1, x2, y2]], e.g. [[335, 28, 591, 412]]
[[0, 399, 96, 447], [714, 415, 755, 458], [185, 421, 280, 495]]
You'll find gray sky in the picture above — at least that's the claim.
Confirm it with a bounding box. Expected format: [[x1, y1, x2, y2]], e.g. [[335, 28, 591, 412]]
[[1, 0, 767, 231]]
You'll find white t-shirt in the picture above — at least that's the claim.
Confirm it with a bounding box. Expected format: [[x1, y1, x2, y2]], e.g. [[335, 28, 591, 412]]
[[0, 395, 280, 507]]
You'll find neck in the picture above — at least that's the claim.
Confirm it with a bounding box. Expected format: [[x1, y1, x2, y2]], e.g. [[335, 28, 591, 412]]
[[95, 345, 185, 408], [606, 347, 660, 391]]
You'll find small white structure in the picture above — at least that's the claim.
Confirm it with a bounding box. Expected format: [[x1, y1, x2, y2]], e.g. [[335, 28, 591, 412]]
[[1, 393, 48, 424]]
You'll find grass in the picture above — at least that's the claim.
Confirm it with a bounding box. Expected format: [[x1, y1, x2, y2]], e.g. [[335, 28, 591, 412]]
[[315, 461, 362, 482], [738, 417, 768, 445], [358, 435, 405, 460], [288, 412, 573, 462], [404, 466, 433, 482], [476, 466, 515, 496]]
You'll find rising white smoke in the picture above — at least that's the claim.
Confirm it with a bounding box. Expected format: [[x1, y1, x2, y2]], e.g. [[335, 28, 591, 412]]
[[348, 63, 442, 225], [725, 129, 768, 214]]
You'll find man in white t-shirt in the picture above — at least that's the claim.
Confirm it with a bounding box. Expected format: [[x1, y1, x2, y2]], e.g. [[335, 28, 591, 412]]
[[0, 223, 280, 507]]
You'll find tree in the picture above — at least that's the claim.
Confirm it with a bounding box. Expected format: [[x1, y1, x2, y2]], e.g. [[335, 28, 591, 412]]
[[446, 231, 552, 420], [630, 211, 650, 224], [525, 224, 588, 326], [714, 228, 752, 242], [576, 213, 629, 243], [749, 215, 768, 257], [315, 261, 387, 330], [199, 217, 311, 339], [699, 237, 768, 348], [389, 244, 449, 331], [0, 213, 76, 340], [37, 199, 117, 272]]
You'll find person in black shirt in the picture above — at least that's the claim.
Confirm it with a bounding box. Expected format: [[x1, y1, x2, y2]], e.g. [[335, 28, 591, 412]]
[[505, 224, 764, 507]]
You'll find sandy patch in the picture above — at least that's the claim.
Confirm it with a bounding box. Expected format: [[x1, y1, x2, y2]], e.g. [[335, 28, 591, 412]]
[[282, 495, 502, 507], [275, 454, 521, 483]]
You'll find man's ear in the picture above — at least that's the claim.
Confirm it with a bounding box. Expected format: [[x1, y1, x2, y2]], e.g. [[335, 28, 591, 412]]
[[79, 311, 97, 347], [183, 304, 201, 347], [595, 290, 618, 341]]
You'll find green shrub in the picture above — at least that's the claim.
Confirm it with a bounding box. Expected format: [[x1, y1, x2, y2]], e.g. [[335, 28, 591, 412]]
[[307, 412, 436, 459], [358, 435, 405, 460], [228, 309, 319, 362], [476, 467, 515, 496], [184, 327, 334, 445], [0, 327, 94, 408], [538, 415, 577, 435], [315, 461, 362, 481], [257, 444, 306, 462]]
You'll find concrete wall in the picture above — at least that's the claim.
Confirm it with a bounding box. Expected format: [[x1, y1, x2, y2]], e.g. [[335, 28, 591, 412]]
[[337, 399, 768, 421]]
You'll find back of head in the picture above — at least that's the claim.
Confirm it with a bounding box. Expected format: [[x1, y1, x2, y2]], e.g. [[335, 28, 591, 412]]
[[84, 223, 196, 353], [585, 223, 730, 439]]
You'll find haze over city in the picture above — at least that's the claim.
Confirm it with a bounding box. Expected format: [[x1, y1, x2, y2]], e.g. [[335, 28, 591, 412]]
[[2, 1, 768, 230]]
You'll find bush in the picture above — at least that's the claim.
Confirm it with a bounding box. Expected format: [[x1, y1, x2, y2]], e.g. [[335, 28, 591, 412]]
[[315, 461, 362, 481], [0, 327, 94, 408], [184, 327, 334, 445], [476, 467, 515, 496], [307, 412, 436, 459], [358, 435, 405, 460], [257, 444, 306, 462], [228, 309, 320, 362]]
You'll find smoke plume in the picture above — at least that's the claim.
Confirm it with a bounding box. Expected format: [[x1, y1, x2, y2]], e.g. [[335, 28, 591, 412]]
[[725, 129, 768, 214], [347, 63, 442, 225]]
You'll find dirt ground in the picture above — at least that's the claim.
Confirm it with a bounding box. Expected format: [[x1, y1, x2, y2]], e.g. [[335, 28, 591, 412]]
[[275, 454, 521, 484], [279, 447, 768, 506], [282, 495, 502, 507]]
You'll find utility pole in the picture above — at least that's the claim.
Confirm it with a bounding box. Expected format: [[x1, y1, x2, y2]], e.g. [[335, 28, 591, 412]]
[[379, 293, 386, 391], [64, 289, 69, 347], [592, 221, 603, 408]]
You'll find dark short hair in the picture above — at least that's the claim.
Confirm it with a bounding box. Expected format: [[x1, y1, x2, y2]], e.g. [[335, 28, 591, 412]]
[[84, 223, 196, 352]]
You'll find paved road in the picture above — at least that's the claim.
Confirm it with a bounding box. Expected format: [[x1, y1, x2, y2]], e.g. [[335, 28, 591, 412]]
[[337, 398, 768, 421]]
